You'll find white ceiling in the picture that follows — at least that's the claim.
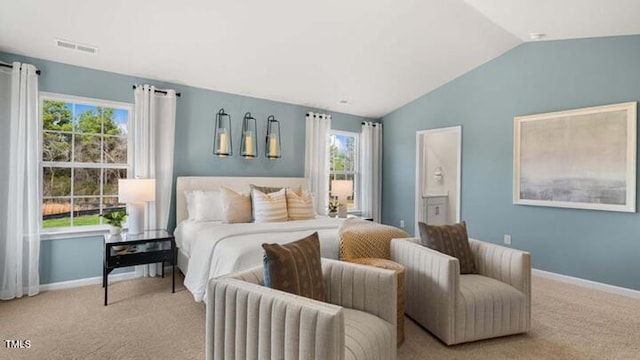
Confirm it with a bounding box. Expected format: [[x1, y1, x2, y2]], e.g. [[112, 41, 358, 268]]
[[464, 0, 640, 42], [0, 1, 638, 118]]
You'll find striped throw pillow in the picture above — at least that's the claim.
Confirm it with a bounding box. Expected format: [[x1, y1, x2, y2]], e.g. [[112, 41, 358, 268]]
[[286, 188, 315, 220], [252, 188, 288, 223]]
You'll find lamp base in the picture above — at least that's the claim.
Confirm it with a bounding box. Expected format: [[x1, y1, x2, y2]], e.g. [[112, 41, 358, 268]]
[[338, 203, 348, 218], [128, 203, 145, 235]]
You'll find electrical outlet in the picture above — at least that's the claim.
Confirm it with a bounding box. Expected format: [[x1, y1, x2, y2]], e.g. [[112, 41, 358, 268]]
[[399, 220, 405, 228], [504, 234, 512, 245]]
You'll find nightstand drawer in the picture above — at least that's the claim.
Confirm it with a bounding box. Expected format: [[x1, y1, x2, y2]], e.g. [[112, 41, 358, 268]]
[[107, 249, 175, 268]]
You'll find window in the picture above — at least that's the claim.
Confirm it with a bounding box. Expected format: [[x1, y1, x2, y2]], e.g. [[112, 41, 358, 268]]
[[329, 131, 359, 211], [41, 94, 132, 229]]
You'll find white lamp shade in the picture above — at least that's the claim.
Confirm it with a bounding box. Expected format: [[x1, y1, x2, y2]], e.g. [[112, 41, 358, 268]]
[[331, 180, 353, 198], [118, 179, 156, 203]]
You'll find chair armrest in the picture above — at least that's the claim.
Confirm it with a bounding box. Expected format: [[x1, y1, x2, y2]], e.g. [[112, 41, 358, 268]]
[[401, 237, 421, 245], [224, 265, 264, 285], [206, 278, 345, 360], [322, 258, 397, 327], [390, 238, 459, 344], [468, 238, 531, 295]]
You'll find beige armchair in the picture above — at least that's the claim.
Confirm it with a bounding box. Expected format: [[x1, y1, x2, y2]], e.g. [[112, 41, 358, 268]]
[[391, 238, 531, 345], [206, 259, 397, 360]]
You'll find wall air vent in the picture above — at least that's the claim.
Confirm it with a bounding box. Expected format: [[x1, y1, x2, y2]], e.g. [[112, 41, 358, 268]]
[[54, 38, 98, 55]]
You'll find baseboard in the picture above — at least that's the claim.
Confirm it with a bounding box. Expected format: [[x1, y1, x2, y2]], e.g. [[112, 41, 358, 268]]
[[39, 272, 140, 292], [532, 268, 640, 299], [40, 264, 178, 292]]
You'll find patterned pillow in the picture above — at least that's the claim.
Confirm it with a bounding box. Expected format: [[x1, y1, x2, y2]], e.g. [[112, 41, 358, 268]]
[[219, 186, 252, 223], [418, 221, 478, 274], [262, 232, 325, 301], [252, 188, 288, 223], [250, 184, 283, 195], [286, 188, 315, 220], [250, 184, 302, 196]]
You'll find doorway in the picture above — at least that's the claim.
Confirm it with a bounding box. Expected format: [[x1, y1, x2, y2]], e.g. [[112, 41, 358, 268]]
[[414, 126, 461, 234]]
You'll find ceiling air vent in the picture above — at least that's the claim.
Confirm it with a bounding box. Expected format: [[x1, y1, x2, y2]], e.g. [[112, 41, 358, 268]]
[[54, 38, 98, 55], [76, 44, 97, 55], [55, 39, 76, 50]]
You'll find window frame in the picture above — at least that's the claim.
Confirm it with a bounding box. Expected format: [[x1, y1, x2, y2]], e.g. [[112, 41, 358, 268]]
[[329, 129, 360, 213], [39, 92, 133, 240]]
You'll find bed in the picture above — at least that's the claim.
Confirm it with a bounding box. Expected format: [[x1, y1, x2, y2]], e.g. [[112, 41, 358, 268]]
[[175, 176, 344, 302]]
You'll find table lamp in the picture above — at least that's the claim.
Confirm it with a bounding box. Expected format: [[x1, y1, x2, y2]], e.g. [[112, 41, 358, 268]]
[[118, 178, 156, 235], [331, 180, 353, 218]]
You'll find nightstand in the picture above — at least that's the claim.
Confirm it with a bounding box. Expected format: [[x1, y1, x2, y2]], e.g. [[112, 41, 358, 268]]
[[103, 230, 177, 306], [346, 214, 374, 221]]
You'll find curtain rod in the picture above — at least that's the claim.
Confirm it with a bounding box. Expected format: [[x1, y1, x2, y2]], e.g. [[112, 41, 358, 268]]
[[0, 62, 41, 75], [362, 121, 381, 126], [132, 85, 181, 97]]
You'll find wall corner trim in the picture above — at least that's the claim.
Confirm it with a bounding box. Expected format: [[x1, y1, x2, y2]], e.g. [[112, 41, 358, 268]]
[[533, 268, 640, 299]]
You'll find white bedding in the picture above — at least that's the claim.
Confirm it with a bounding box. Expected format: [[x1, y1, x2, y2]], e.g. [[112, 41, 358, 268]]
[[176, 217, 344, 302]]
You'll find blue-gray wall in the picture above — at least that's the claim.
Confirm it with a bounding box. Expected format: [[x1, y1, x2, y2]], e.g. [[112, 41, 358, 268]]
[[381, 35, 640, 290], [0, 52, 370, 284]]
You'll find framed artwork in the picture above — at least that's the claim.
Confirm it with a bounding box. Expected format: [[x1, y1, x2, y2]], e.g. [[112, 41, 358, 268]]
[[514, 102, 637, 212]]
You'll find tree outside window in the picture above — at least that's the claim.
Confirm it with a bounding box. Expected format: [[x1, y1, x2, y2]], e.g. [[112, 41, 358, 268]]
[[41, 96, 131, 229]]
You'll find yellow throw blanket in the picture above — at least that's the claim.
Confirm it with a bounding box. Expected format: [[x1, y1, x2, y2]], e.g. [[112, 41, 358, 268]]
[[338, 218, 410, 260]]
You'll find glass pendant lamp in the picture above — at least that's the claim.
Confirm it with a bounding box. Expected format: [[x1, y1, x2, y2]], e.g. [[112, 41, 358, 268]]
[[265, 115, 282, 159], [213, 108, 232, 157], [240, 112, 258, 158]]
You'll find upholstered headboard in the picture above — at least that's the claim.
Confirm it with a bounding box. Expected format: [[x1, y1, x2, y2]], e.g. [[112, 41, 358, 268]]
[[176, 176, 310, 224]]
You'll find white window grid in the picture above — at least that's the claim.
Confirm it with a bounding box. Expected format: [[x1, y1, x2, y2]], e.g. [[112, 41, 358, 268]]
[[329, 130, 360, 211], [40, 93, 132, 228]]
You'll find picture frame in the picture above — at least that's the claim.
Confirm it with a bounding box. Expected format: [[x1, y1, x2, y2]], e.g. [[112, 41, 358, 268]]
[[513, 102, 637, 212]]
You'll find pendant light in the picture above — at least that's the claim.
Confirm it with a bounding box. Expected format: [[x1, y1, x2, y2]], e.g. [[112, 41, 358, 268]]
[[265, 115, 282, 159], [213, 108, 232, 157], [240, 112, 258, 158]]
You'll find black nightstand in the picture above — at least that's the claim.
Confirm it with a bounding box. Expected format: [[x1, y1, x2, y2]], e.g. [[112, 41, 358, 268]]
[[103, 230, 177, 306], [347, 214, 374, 221]]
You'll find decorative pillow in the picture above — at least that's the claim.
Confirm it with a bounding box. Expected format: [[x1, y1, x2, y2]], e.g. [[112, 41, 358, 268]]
[[286, 188, 315, 220], [250, 184, 302, 196], [418, 221, 478, 274], [262, 232, 325, 301], [252, 188, 288, 223], [184, 190, 223, 222], [288, 186, 303, 197], [219, 186, 252, 223], [250, 184, 282, 195]]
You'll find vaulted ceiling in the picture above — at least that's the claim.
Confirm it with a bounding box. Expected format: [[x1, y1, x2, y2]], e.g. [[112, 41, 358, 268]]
[[1, 0, 639, 118]]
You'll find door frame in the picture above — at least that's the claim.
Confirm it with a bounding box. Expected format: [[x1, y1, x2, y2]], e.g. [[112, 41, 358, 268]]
[[414, 125, 462, 235]]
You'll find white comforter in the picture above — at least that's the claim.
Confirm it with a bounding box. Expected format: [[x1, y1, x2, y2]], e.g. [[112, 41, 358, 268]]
[[176, 217, 344, 302]]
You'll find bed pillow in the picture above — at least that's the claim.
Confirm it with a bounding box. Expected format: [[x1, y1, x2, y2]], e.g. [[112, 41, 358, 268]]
[[262, 232, 325, 301], [418, 221, 478, 274], [184, 190, 223, 222], [250, 184, 283, 195], [252, 188, 288, 223], [219, 186, 252, 223], [286, 188, 315, 220], [250, 184, 302, 196]]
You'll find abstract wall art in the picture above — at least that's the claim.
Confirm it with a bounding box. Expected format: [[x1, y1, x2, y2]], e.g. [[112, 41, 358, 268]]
[[514, 102, 637, 212]]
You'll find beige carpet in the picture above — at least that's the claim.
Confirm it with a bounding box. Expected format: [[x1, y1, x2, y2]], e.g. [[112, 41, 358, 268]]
[[1, 274, 638, 360]]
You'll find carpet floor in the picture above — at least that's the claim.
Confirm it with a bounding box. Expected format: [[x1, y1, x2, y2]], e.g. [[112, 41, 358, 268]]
[[0, 273, 638, 360]]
